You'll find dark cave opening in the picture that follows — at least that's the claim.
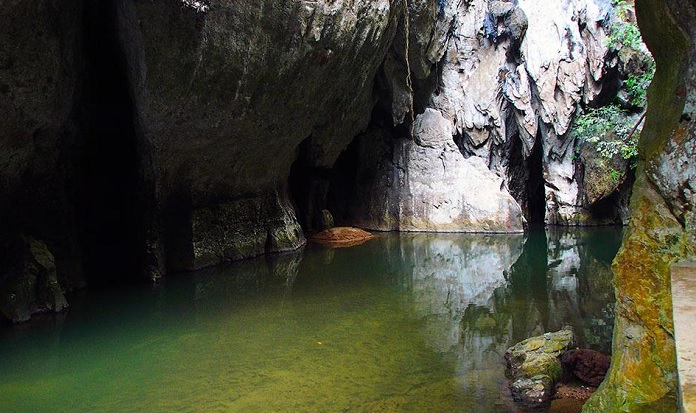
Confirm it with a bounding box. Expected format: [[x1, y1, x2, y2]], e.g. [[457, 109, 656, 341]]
[[508, 130, 547, 227], [288, 136, 333, 234], [76, 0, 144, 286], [526, 135, 546, 226]]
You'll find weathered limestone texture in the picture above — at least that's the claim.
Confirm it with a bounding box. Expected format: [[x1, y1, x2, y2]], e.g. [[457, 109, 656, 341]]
[[351, 108, 525, 232], [344, 0, 635, 229], [118, 0, 403, 270], [584, 0, 696, 411]]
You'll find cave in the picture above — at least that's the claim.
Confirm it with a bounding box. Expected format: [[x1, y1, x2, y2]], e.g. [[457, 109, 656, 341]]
[[508, 130, 546, 227], [526, 135, 546, 226], [76, 0, 144, 285]]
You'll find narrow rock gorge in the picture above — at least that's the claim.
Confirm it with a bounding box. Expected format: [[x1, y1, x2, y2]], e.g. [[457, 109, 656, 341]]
[[1, 0, 693, 411]]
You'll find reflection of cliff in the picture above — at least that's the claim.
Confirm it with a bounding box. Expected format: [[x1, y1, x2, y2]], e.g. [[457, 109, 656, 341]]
[[396, 234, 524, 353], [507, 229, 618, 353], [546, 229, 616, 352], [394, 230, 619, 368]]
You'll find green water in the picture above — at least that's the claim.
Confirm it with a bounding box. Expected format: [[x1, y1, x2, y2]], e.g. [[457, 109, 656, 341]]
[[0, 229, 621, 413]]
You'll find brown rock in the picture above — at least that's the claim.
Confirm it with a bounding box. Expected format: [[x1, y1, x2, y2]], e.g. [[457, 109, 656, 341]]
[[560, 349, 610, 387], [308, 227, 373, 248]]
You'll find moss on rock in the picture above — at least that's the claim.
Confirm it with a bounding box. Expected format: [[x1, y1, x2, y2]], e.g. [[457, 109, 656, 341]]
[[583, 0, 695, 411]]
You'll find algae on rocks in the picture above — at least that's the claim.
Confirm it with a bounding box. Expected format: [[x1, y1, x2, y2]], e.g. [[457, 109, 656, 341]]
[[583, 0, 696, 411], [504, 330, 575, 410]]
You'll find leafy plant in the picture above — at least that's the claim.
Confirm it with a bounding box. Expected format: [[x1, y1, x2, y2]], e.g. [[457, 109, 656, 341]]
[[606, 1, 643, 52], [572, 105, 639, 167], [624, 62, 655, 107]]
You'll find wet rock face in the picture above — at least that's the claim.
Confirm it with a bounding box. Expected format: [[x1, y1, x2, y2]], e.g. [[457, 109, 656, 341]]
[[0, 0, 84, 288], [584, 0, 696, 412], [0, 236, 68, 323], [116, 0, 402, 270]]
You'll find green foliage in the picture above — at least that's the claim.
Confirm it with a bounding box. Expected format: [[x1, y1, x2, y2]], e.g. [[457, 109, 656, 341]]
[[606, 1, 644, 52], [572, 105, 639, 167], [624, 62, 655, 107]]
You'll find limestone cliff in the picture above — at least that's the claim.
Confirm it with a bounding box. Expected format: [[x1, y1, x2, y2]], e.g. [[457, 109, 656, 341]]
[[584, 0, 696, 411], [335, 0, 639, 230], [118, 0, 405, 271]]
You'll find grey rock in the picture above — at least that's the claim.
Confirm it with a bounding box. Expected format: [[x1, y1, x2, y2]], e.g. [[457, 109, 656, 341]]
[[510, 375, 554, 410], [0, 236, 68, 323], [352, 109, 525, 232], [118, 0, 402, 269]]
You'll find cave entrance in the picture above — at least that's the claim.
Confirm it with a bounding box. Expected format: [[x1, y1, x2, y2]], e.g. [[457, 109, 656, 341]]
[[526, 135, 546, 226], [78, 0, 143, 285], [508, 130, 546, 227]]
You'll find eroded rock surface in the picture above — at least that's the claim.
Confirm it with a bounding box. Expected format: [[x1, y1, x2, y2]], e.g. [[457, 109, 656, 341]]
[[118, 0, 404, 271], [338, 0, 636, 230], [0, 236, 68, 323]]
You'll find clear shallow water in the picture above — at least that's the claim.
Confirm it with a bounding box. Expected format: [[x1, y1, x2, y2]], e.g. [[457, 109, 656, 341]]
[[0, 229, 621, 413]]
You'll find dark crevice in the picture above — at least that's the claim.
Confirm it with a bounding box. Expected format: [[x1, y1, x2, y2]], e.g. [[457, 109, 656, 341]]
[[526, 134, 546, 225], [288, 136, 333, 234], [508, 130, 546, 226], [76, 0, 144, 286]]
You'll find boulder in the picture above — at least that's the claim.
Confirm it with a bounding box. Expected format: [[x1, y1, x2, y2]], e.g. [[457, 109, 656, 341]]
[[504, 330, 575, 409]]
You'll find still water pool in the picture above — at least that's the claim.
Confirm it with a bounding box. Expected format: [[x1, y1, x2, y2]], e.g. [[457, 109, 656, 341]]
[[0, 229, 621, 413]]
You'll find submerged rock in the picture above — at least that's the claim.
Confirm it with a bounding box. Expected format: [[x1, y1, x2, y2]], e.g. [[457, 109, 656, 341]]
[[504, 330, 575, 409]]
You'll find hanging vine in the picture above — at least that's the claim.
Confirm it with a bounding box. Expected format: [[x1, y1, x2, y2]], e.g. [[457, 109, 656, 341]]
[[403, 0, 415, 136]]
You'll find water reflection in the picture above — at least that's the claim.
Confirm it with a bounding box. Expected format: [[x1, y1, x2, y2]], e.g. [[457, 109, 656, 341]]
[[0, 229, 620, 413]]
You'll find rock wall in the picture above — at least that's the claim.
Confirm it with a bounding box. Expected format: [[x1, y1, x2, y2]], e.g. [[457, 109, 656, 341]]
[[0, 0, 652, 322], [0, 0, 85, 317], [119, 0, 404, 272], [584, 0, 696, 412], [335, 0, 637, 229]]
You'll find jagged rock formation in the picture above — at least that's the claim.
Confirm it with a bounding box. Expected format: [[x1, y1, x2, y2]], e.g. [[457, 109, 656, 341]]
[[583, 0, 696, 411], [333, 0, 634, 230]]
